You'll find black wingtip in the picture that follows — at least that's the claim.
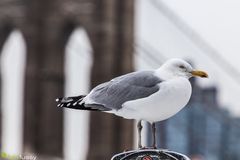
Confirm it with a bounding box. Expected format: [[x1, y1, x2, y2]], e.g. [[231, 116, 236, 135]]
[[57, 103, 62, 107], [55, 95, 87, 109]]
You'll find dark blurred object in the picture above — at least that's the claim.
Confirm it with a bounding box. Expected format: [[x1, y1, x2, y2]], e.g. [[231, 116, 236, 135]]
[[111, 149, 190, 160], [87, 0, 135, 159]]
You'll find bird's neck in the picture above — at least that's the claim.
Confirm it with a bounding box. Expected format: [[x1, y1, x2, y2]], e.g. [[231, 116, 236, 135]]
[[155, 68, 173, 80]]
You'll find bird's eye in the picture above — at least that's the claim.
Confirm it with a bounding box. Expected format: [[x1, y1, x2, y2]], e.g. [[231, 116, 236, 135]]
[[179, 65, 185, 69]]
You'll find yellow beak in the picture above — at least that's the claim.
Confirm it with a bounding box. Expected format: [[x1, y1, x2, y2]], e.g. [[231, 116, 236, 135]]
[[191, 70, 208, 78]]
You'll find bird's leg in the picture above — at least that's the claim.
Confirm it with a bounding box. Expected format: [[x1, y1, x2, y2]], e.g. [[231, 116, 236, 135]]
[[137, 120, 143, 149], [152, 122, 157, 149]]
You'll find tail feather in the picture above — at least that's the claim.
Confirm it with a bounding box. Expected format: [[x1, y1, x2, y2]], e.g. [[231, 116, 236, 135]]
[[56, 95, 100, 111]]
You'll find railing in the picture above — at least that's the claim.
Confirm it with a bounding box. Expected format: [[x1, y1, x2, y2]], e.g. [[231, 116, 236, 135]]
[[111, 149, 190, 160]]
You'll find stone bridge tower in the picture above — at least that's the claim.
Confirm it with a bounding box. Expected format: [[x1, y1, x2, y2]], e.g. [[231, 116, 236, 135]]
[[0, 0, 134, 159]]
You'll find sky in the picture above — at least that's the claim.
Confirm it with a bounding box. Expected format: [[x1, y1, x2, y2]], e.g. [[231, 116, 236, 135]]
[[1, 31, 25, 154], [164, 0, 240, 68]]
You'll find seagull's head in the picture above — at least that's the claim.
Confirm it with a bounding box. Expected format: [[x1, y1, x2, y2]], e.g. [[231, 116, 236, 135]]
[[158, 58, 208, 80]]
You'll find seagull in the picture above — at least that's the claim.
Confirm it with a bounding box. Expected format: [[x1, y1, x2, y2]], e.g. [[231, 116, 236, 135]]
[[56, 58, 208, 149]]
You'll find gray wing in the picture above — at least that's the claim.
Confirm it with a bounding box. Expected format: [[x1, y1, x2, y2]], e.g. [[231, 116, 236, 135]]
[[85, 70, 162, 110]]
